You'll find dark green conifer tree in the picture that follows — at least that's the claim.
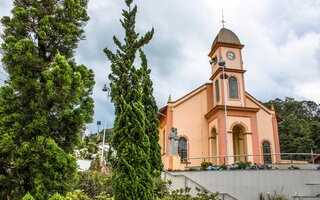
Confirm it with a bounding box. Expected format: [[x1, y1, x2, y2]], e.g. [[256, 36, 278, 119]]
[[104, 0, 155, 199], [0, 0, 94, 199], [139, 49, 163, 174]]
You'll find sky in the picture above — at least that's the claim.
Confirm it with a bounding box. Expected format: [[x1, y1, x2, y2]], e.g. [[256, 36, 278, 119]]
[[1, 0, 320, 134]]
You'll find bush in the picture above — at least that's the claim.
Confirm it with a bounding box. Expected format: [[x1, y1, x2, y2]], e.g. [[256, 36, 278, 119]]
[[22, 193, 35, 200], [161, 186, 220, 200], [219, 164, 227, 170], [201, 162, 213, 170], [154, 175, 170, 199], [259, 190, 289, 200], [77, 171, 113, 198]]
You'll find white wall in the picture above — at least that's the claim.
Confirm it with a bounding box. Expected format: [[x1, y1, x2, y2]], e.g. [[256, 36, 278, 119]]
[[165, 170, 320, 199]]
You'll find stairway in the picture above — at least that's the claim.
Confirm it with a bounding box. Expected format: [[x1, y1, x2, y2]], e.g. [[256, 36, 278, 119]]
[[162, 170, 238, 200]]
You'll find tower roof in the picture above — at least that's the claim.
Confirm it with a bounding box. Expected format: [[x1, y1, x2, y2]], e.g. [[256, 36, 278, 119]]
[[211, 28, 242, 50]]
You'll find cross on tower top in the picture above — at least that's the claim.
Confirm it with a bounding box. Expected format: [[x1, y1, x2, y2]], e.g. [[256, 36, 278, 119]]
[[220, 10, 226, 28]]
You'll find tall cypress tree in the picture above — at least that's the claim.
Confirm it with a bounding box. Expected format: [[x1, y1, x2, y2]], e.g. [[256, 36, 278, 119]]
[[139, 49, 163, 174], [0, 0, 94, 199], [104, 0, 154, 199]]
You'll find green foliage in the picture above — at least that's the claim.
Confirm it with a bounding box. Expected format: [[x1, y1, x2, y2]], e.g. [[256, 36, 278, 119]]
[[77, 170, 113, 198], [161, 187, 220, 200], [237, 161, 252, 169], [219, 164, 227, 170], [201, 162, 213, 170], [22, 193, 36, 200], [259, 190, 289, 200], [104, 0, 155, 199], [264, 97, 320, 154], [139, 49, 164, 174], [153, 175, 170, 199], [48, 191, 93, 200], [0, 0, 93, 199], [2, 137, 78, 200]]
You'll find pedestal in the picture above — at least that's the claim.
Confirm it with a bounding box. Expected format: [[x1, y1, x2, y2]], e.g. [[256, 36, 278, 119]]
[[163, 155, 181, 170]]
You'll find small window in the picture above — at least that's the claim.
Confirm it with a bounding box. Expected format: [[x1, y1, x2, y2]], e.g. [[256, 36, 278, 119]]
[[215, 80, 220, 102], [178, 137, 188, 162], [162, 129, 166, 153], [262, 141, 272, 164], [229, 76, 239, 99]]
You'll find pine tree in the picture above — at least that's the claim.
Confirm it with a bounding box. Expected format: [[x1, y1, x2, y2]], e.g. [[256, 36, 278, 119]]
[[139, 49, 163, 174], [104, 0, 155, 199], [0, 0, 94, 198]]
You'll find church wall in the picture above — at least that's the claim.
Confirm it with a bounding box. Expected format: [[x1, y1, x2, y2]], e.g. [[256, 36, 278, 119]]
[[212, 76, 221, 107], [208, 118, 219, 163], [158, 124, 166, 154], [256, 109, 276, 162], [245, 94, 279, 163], [246, 96, 260, 108], [172, 88, 209, 164]]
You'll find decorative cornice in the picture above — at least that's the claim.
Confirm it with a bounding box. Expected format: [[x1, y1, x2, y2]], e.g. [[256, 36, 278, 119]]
[[209, 67, 246, 81], [205, 105, 260, 119], [208, 42, 244, 57]]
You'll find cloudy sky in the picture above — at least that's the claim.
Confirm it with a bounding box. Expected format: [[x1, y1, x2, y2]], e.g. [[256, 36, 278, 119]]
[[1, 0, 320, 133]]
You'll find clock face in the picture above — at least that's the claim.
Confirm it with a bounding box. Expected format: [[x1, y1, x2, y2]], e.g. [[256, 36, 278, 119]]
[[227, 51, 235, 60]]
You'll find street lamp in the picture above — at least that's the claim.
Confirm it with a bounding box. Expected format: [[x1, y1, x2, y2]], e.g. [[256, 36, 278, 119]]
[[218, 56, 229, 167], [101, 83, 111, 162]]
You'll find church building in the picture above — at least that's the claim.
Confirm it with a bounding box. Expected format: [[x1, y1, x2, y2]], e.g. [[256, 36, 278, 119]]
[[157, 28, 282, 169]]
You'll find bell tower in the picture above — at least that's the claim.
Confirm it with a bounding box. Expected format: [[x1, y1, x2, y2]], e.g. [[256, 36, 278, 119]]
[[208, 28, 247, 107]]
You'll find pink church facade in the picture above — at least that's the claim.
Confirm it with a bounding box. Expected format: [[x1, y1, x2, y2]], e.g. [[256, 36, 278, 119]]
[[157, 28, 282, 169]]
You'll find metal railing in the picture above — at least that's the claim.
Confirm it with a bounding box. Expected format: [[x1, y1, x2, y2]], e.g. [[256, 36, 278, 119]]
[[181, 153, 320, 168]]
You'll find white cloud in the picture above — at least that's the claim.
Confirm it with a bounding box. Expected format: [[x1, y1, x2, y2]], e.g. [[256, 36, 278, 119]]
[[295, 81, 320, 103], [1, 0, 320, 131]]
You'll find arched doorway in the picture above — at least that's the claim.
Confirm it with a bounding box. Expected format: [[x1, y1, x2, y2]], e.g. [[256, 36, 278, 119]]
[[210, 128, 218, 163], [262, 141, 272, 164], [232, 125, 247, 162], [178, 137, 187, 162]]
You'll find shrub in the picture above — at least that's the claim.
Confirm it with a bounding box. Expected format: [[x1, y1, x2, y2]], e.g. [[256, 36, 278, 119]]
[[201, 162, 213, 170], [219, 164, 228, 170], [77, 171, 113, 198], [22, 193, 35, 200], [259, 190, 289, 200]]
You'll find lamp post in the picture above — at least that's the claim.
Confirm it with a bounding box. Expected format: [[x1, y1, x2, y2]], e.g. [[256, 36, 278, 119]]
[[219, 56, 229, 166], [101, 83, 111, 162], [97, 121, 101, 142]]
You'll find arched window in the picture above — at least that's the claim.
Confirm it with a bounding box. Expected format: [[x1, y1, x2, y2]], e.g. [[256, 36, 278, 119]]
[[229, 76, 239, 99], [162, 129, 166, 153], [262, 141, 272, 164], [215, 80, 220, 102], [178, 137, 188, 162]]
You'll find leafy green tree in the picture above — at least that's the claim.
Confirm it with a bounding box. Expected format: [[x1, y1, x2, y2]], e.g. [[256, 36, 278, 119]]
[[7, 137, 78, 200], [264, 97, 320, 154], [309, 121, 320, 153], [0, 0, 94, 199], [104, 0, 155, 199], [139, 49, 163, 174]]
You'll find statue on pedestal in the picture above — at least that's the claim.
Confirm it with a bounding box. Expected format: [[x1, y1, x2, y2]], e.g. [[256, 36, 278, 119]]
[[168, 127, 179, 155]]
